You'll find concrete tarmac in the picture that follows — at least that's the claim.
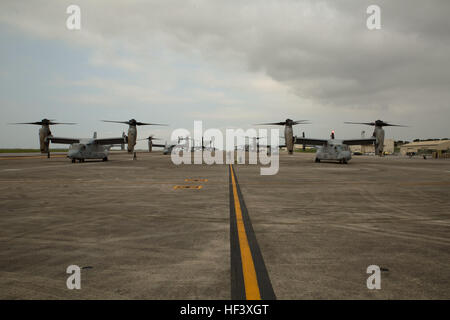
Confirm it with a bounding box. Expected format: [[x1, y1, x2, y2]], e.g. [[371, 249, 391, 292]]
[[0, 152, 449, 299]]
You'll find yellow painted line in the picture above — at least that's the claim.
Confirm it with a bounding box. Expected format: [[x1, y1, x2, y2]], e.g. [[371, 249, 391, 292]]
[[230, 164, 261, 300], [173, 185, 203, 190]]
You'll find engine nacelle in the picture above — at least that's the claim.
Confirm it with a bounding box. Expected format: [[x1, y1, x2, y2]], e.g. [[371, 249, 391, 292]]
[[127, 126, 137, 153], [39, 126, 51, 153], [148, 139, 153, 152], [373, 127, 385, 156]]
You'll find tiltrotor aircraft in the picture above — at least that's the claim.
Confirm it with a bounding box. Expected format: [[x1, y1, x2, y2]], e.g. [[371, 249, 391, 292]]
[[255, 119, 309, 154], [10, 119, 127, 162], [162, 142, 179, 155], [156, 136, 215, 155], [10, 119, 76, 156], [48, 132, 127, 162], [159, 136, 188, 155], [138, 135, 163, 152], [345, 120, 406, 156], [139, 136, 196, 155], [102, 119, 167, 153], [295, 130, 376, 164]]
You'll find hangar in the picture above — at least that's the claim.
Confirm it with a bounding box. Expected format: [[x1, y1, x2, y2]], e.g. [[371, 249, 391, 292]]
[[400, 140, 450, 158], [349, 139, 394, 155]]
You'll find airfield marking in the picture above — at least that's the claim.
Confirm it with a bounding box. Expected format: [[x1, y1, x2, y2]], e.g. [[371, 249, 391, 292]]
[[229, 164, 276, 300], [185, 178, 208, 182], [173, 185, 203, 190]]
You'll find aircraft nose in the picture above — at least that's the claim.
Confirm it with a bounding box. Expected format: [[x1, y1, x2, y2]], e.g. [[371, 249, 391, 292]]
[[68, 149, 78, 157]]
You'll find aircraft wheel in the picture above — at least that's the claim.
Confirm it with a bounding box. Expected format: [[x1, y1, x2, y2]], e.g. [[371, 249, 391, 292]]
[[102, 157, 108, 162], [71, 159, 76, 163], [80, 159, 85, 163], [315, 158, 320, 163], [343, 159, 348, 164]]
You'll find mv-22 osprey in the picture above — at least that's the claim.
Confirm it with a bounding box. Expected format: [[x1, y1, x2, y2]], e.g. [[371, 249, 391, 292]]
[[345, 120, 406, 156], [11, 119, 127, 162], [102, 119, 167, 153], [49, 132, 128, 162], [295, 131, 376, 164], [255, 119, 310, 154]]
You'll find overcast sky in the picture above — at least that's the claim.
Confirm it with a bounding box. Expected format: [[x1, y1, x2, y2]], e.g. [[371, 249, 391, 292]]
[[1, 0, 449, 148]]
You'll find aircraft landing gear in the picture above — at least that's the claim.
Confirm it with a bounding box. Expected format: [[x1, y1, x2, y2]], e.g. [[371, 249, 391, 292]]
[[102, 157, 108, 162], [315, 158, 320, 163], [71, 159, 76, 163]]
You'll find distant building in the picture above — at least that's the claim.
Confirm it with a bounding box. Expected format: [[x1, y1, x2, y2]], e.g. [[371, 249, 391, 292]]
[[349, 139, 394, 154], [400, 140, 450, 156], [294, 144, 316, 151]]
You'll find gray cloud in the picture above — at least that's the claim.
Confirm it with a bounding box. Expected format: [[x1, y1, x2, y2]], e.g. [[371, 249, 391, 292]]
[[147, 0, 450, 113], [1, 0, 449, 142]]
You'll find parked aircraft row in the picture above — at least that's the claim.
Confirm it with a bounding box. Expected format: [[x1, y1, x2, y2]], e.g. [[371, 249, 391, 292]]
[[9, 118, 405, 164]]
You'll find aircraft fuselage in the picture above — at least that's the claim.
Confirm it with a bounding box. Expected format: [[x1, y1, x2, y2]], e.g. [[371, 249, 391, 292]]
[[67, 139, 109, 161], [315, 140, 352, 163]]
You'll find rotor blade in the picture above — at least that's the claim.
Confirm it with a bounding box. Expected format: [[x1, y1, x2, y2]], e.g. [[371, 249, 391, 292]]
[[137, 137, 162, 141], [292, 120, 310, 125], [9, 122, 45, 125], [238, 135, 264, 140], [382, 123, 408, 127], [254, 122, 286, 126], [344, 122, 376, 126], [135, 122, 168, 126], [344, 121, 407, 127], [101, 120, 131, 125], [9, 121, 76, 125]]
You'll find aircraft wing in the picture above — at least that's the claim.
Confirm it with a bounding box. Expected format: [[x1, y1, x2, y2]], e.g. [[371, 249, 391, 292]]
[[46, 136, 80, 144], [294, 138, 328, 146], [152, 143, 166, 148], [257, 144, 284, 149], [94, 137, 127, 145], [342, 138, 376, 146]]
